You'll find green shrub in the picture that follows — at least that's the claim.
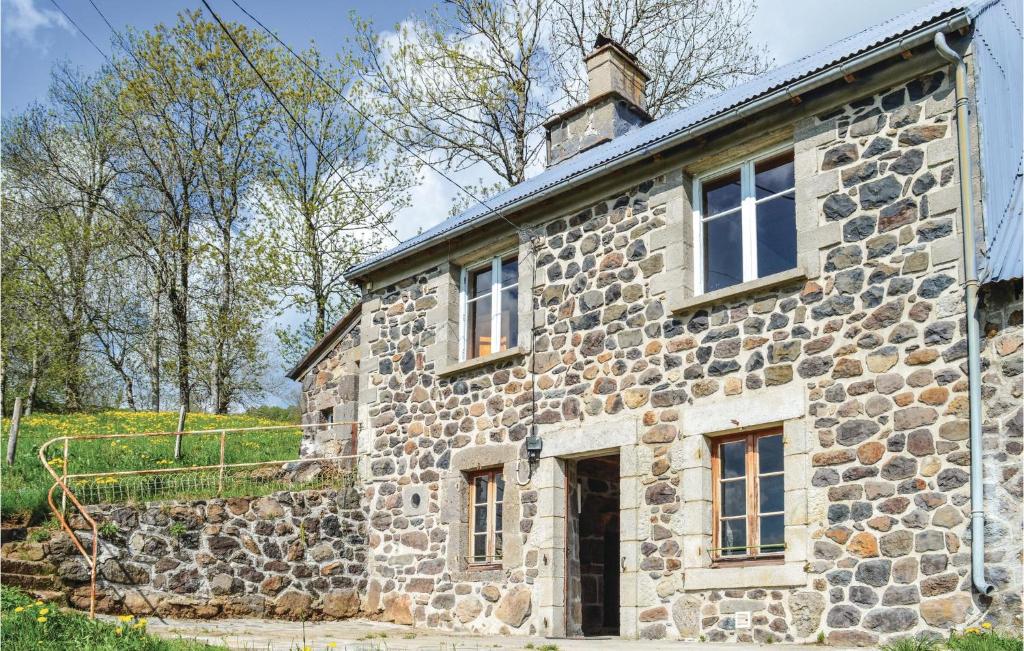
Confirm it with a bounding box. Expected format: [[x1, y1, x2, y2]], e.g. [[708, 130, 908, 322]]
[[947, 626, 1024, 651], [881, 636, 941, 651], [1, 586, 223, 650]]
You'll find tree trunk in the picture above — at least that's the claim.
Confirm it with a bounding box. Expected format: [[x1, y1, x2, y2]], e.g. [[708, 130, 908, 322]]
[[25, 347, 38, 417], [169, 216, 191, 413], [123, 374, 136, 411], [212, 224, 232, 415], [149, 283, 162, 411]]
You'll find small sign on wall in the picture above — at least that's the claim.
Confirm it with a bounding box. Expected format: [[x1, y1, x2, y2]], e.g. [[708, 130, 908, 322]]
[[734, 612, 752, 629]]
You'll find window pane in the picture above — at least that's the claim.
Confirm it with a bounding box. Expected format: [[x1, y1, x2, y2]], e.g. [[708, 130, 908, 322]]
[[495, 473, 505, 502], [721, 440, 746, 479], [704, 211, 743, 292], [499, 287, 517, 352], [474, 504, 488, 531], [755, 192, 796, 278], [754, 153, 795, 199], [758, 435, 784, 474], [473, 533, 487, 560], [495, 531, 503, 558], [720, 518, 747, 556], [760, 514, 785, 551], [501, 258, 518, 288], [470, 295, 493, 358], [703, 169, 742, 216], [759, 475, 784, 513], [721, 481, 746, 517], [474, 476, 488, 504], [495, 474, 504, 534], [471, 266, 493, 298]]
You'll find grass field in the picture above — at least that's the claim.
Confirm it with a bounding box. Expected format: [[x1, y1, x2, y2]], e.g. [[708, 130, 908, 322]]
[[1, 586, 225, 650], [0, 410, 310, 523]]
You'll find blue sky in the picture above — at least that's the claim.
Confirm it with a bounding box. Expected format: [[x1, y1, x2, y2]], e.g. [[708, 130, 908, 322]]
[[1, 0, 933, 405]]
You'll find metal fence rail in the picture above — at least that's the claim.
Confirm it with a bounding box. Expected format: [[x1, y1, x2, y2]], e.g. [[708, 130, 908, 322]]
[[37, 422, 360, 618]]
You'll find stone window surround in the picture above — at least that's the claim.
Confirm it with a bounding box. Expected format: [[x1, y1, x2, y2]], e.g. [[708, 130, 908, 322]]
[[458, 252, 519, 362], [662, 120, 844, 315], [691, 143, 797, 295], [441, 444, 524, 580], [428, 233, 537, 378], [675, 384, 811, 591]]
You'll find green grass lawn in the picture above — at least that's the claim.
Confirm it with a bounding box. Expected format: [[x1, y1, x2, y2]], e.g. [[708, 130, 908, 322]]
[[1, 586, 225, 650], [1, 410, 305, 523]]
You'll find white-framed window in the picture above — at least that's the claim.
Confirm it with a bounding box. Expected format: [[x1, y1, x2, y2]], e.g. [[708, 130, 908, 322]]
[[459, 254, 518, 361], [693, 148, 796, 294]]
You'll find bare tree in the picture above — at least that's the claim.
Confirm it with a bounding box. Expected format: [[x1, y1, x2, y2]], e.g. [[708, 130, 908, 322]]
[[353, 0, 551, 191], [549, 0, 771, 117]]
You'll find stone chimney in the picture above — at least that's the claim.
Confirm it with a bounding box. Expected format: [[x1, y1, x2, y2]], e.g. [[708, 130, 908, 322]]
[[544, 35, 652, 167]]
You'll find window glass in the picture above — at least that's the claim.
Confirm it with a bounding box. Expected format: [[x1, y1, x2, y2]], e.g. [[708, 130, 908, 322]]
[[720, 519, 747, 556], [760, 514, 785, 550], [756, 194, 796, 278], [469, 295, 493, 358], [471, 266, 493, 298], [758, 435, 783, 474], [721, 481, 746, 517], [754, 153, 795, 199], [759, 475, 784, 512], [501, 258, 518, 288], [721, 440, 746, 479], [500, 288, 518, 352], [704, 212, 743, 292], [702, 170, 742, 216]]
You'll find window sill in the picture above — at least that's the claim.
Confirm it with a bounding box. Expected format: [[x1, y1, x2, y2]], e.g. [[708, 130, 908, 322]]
[[684, 561, 806, 590], [669, 267, 807, 315], [437, 346, 525, 378]]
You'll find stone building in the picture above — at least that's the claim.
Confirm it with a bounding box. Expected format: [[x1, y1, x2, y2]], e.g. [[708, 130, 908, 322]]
[[289, 1, 1022, 645]]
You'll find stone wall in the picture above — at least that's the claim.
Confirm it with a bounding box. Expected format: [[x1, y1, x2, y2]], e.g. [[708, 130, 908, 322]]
[[300, 321, 361, 458], [311, 60, 1022, 645], [50, 489, 368, 620]]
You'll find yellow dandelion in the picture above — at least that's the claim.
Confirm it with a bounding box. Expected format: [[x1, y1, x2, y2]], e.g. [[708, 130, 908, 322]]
[[118, 614, 133, 622], [38, 608, 49, 615], [982, 622, 993, 629], [14, 606, 24, 613], [966, 627, 981, 634], [137, 618, 147, 626], [34, 600, 43, 606], [36, 616, 47, 623], [115, 626, 123, 635]]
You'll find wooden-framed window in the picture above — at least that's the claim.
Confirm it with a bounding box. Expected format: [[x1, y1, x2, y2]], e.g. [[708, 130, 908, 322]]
[[468, 468, 505, 565], [711, 429, 785, 562], [693, 148, 796, 294], [460, 255, 518, 360]]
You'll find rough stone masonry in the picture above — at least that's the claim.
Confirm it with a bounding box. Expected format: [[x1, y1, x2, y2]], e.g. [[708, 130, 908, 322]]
[[296, 56, 1023, 646]]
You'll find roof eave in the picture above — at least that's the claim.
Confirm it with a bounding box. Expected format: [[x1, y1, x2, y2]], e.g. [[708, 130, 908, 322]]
[[285, 301, 362, 381]]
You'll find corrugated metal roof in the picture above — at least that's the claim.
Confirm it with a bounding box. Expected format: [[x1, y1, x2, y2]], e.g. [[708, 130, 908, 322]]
[[970, 0, 1023, 282], [349, 0, 974, 278]]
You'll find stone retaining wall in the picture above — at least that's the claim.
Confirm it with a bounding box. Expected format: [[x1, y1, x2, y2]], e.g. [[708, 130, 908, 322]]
[[50, 489, 368, 620]]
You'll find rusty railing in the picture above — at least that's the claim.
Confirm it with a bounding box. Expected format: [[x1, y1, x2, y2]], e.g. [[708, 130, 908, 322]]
[[37, 421, 359, 618]]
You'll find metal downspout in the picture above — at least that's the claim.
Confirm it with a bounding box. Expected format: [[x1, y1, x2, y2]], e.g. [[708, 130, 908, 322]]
[[933, 31, 995, 596]]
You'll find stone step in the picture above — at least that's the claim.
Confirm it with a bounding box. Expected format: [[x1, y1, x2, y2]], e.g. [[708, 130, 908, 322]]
[[1, 558, 57, 576], [26, 589, 65, 605], [1, 541, 46, 561], [0, 572, 61, 591], [0, 526, 27, 544]]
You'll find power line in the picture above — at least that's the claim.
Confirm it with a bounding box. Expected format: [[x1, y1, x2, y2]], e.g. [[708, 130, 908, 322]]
[[223, 0, 530, 239], [64, 0, 402, 246], [197, 0, 402, 244]]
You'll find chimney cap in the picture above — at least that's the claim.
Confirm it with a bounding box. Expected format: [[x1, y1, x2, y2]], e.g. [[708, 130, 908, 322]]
[[584, 33, 649, 80]]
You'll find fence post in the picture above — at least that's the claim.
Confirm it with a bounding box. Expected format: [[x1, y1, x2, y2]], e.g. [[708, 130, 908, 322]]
[[217, 429, 226, 496], [173, 404, 186, 460], [5, 397, 22, 466], [61, 438, 69, 513]]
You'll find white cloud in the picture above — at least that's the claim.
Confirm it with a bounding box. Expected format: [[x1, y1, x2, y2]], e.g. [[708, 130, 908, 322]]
[[2, 0, 72, 48]]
